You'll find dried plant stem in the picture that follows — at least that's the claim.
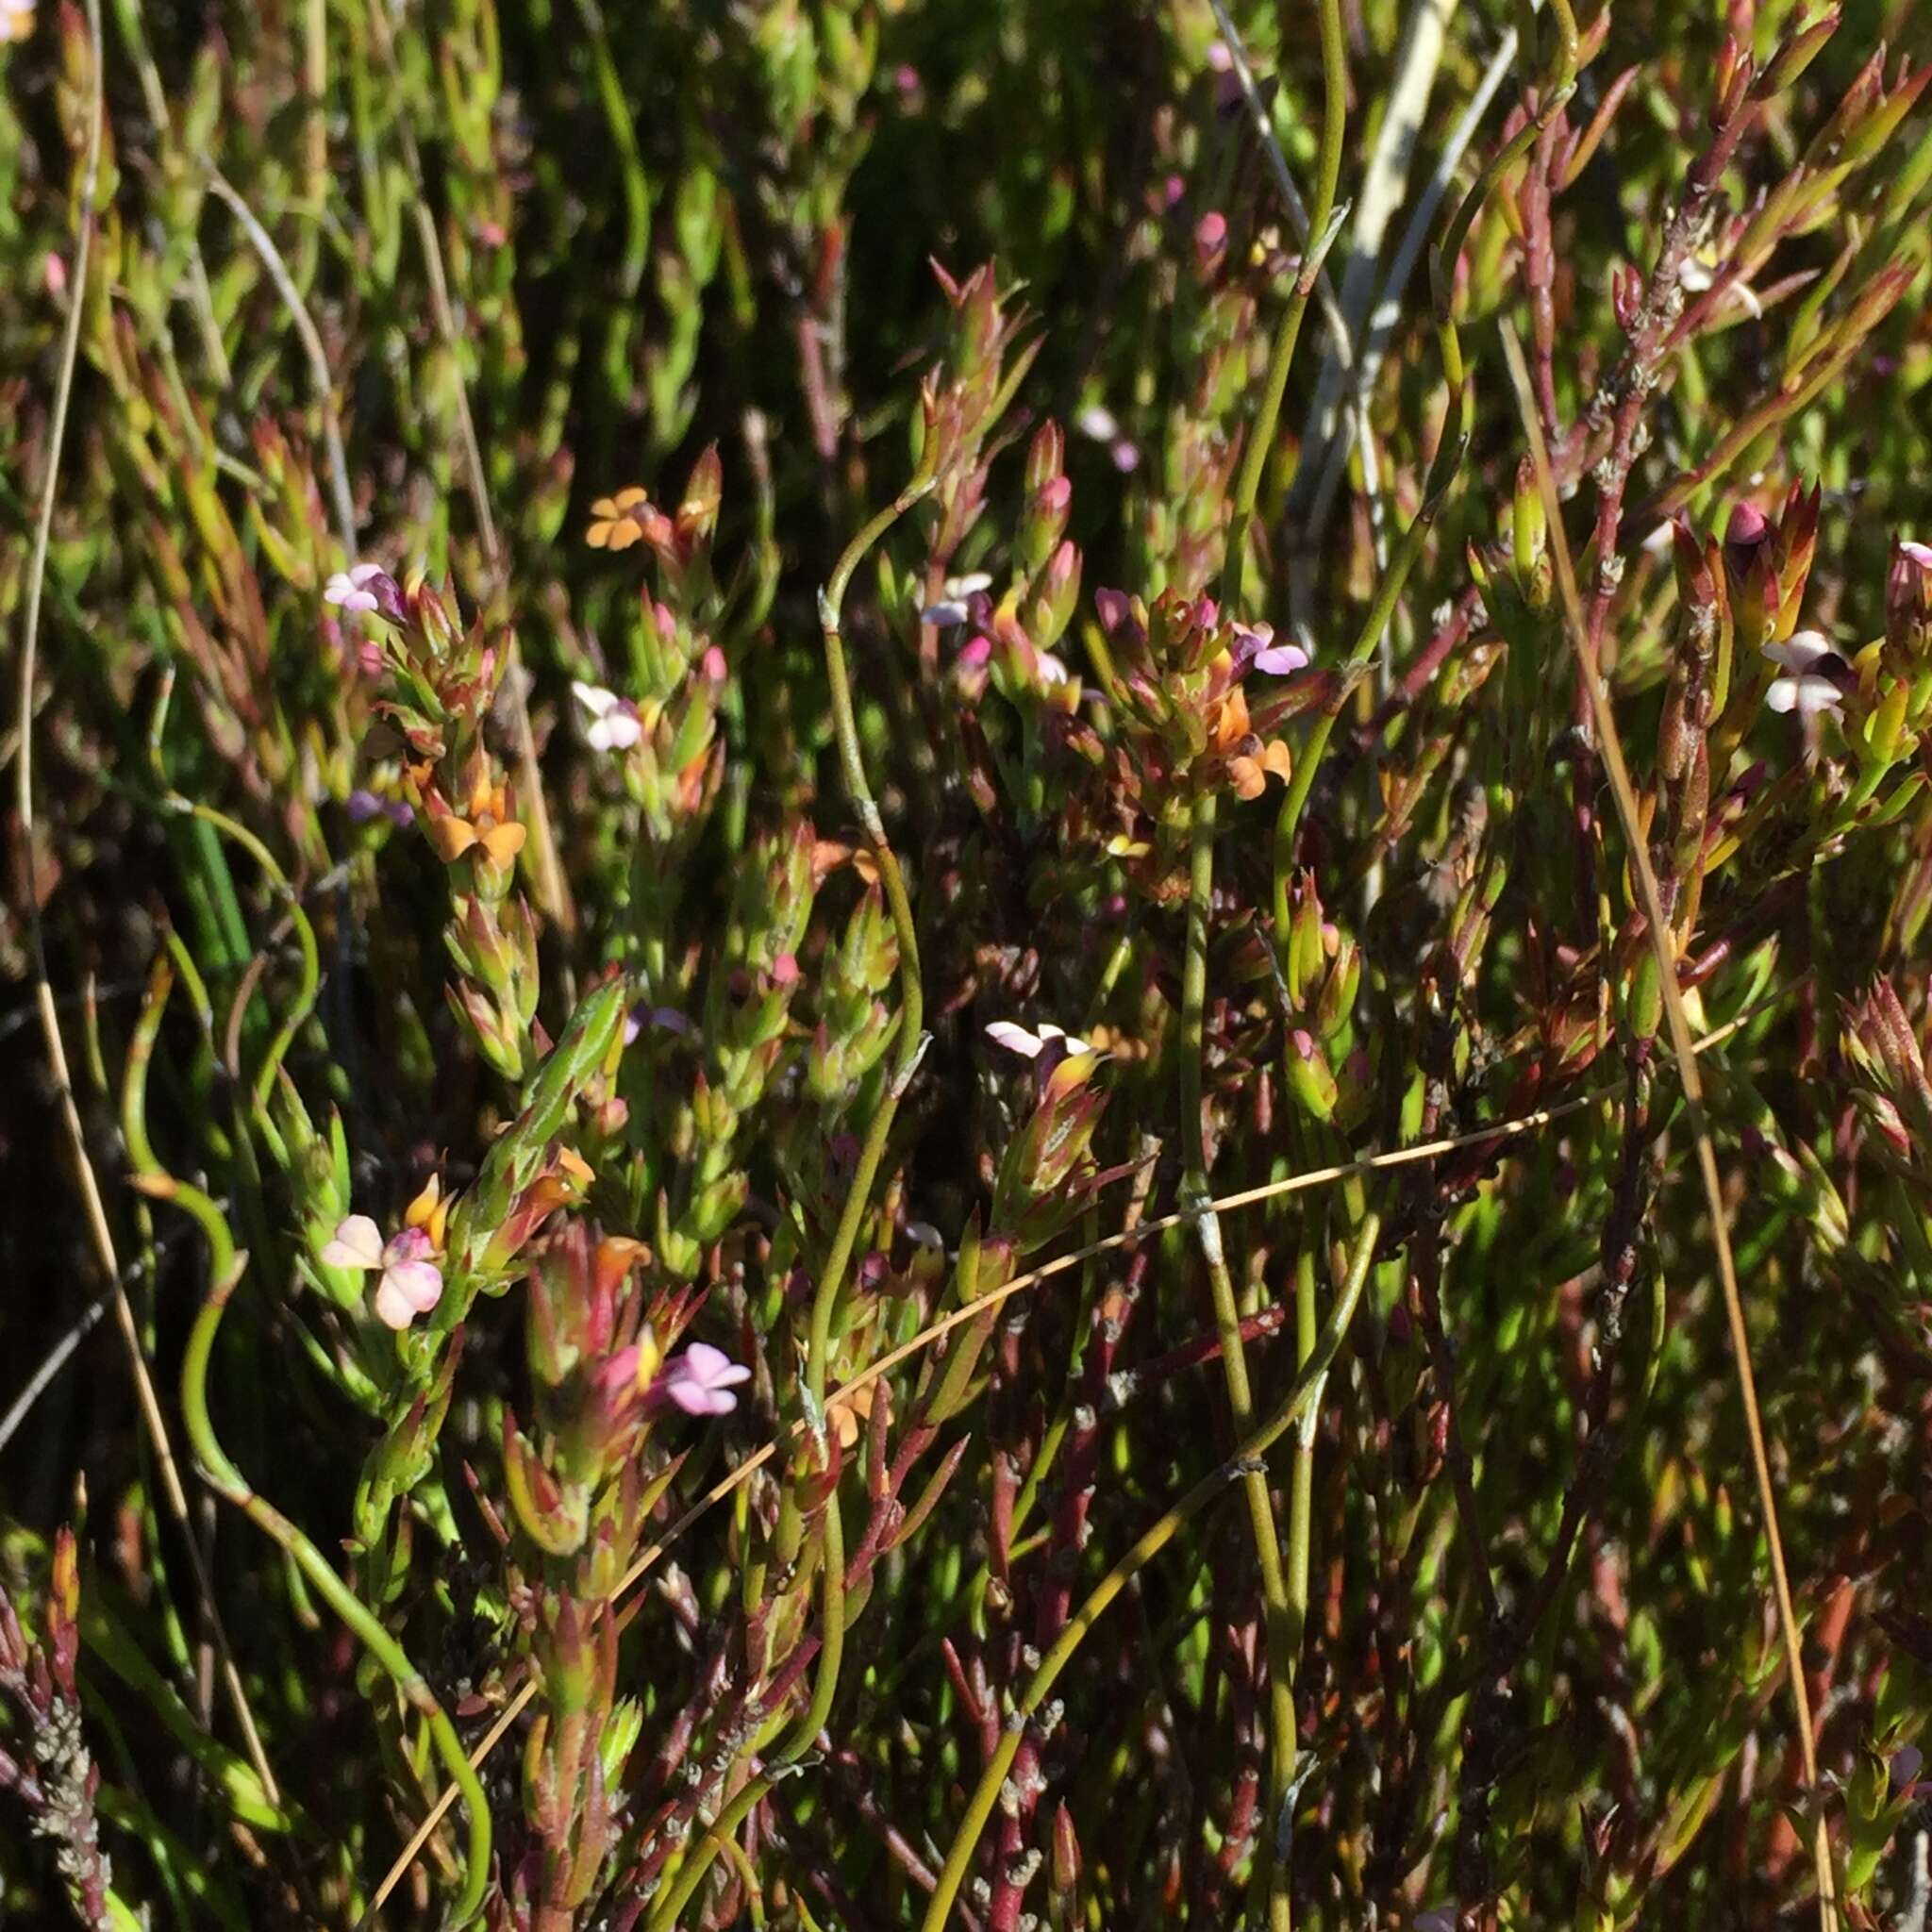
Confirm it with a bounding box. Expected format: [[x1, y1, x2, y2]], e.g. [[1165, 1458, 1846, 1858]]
[[354, 991, 1786, 1919], [1500, 320, 1837, 1931], [919, 1212, 1384, 1932], [1273, 9, 1579, 913], [203, 171, 356, 555], [13, 0, 289, 1852]]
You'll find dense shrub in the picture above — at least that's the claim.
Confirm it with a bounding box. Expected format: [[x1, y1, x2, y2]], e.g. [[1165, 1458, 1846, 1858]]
[[5, 1, 1932, 1927]]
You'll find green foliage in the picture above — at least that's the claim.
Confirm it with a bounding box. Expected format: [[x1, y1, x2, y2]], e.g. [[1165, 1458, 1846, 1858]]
[[5, 1, 1932, 1928]]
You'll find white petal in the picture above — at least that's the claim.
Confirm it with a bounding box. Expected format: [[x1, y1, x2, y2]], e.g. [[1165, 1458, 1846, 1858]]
[[945, 572, 993, 597], [1766, 675, 1842, 717], [573, 679, 620, 718], [986, 1021, 1043, 1058], [320, 1215, 384, 1272], [1762, 629, 1831, 675]]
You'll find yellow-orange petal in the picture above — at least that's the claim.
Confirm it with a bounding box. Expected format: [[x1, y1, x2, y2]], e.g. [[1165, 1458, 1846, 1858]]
[[1261, 740, 1293, 781], [606, 523, 643, 552], [427, 816, 481, 860], [613, 486, 648, 509], [1228, 757, 1264, 801], [404, 1174, 442, 1231], [480, 821, 527, 866], [586, 522, 614, 549]]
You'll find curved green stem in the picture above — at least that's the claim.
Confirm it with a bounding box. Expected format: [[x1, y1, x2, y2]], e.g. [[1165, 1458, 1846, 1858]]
[[123, 960, 492, 1924], [644, 1773, 771, 1932], [782, 448, 940, 1771], [919, 1211, 1383, 1932]]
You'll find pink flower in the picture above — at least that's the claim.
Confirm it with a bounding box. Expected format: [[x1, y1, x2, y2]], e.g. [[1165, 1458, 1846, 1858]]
[[321, 1216, 445, 1330], [1763, 629, 1849, 717], [654, 1342, 752, 1417], [1901, 541, 1932, 571], [572, 680, 644, 752], [324, 563, 398, 616]]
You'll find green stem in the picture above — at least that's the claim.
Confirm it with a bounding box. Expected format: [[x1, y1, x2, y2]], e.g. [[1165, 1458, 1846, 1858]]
[[920, 1211, 1383, 1932], [1180, 791, 1297, 1931], [124, 962, 492, 1925], [781, 451, 939, 1769], [644, 1774, 771, 1932], [1285, 1239, 1320, 1670]]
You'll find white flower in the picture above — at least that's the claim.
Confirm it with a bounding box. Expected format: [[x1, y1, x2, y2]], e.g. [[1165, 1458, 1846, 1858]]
[[572, 680, 644, 752], [986, 1019, 1091, 1058], [1763, 629, 1847, 718], [1075, 404, 1122, 443]]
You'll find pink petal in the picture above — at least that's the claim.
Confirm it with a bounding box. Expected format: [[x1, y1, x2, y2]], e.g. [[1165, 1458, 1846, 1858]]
[[1900, 541, 1932, 570], [382, 1225, 434, 1267], [348, 563, 386, 587], [684, 1341, 750, 1390], [379, 1258, 443, 1320], [321, 1215, 384, 1272], [1254, 643, 1310, 675]]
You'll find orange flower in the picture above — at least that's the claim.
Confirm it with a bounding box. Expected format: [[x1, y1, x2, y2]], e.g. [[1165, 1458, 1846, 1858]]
[[1209, 682, 1251, 755], [425, 770, 527, 868], [827, 1378, 878, 1450], [586, 488, 651, 550], [1228, 739, 1292, 800]]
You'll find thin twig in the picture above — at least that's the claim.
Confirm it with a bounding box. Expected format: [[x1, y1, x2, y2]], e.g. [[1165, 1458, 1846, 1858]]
[[14, 0, 289, 1840], [1499, 319, 1837, 1931]]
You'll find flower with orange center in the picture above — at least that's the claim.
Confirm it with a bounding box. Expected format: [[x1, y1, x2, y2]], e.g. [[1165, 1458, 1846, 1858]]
[[425, 769, 527, 868], [586, 487, 652, 550]]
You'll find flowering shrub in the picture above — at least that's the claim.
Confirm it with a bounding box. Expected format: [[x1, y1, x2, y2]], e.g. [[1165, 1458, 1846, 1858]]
[[5, 1, 1932, 1929]]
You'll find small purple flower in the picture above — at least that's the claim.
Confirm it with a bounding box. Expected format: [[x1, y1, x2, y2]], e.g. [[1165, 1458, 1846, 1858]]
[[347, 789, 413, 827], [1234, 619, 1309, 677], [922, 600, 972, 628], [1891, 1743, 1924, 1794], [324, 562, 399, 617], [1763, 629, 1850, 718], [654, 1341, 752, 1417], [572, 679, 644, 752]]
